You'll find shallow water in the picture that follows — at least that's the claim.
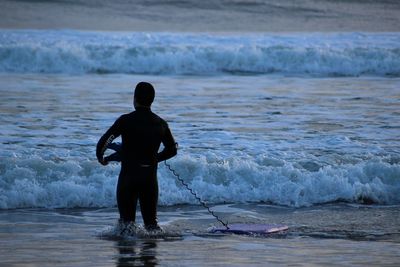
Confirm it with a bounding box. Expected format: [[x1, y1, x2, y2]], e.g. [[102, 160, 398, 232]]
[[0, 73, 399, 209], [0, 204, 399, 266]]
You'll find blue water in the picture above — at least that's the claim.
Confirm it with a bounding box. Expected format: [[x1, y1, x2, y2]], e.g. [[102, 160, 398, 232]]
[[0, 30, 399, 210], [1, 2, 400, 265], [1, 30, 400, 76]]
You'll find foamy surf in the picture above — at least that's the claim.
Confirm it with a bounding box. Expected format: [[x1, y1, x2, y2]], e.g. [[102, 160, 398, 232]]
[[1, 152, 399, 209], [97, 221, 182, 240], [1, 30, 399, 76]]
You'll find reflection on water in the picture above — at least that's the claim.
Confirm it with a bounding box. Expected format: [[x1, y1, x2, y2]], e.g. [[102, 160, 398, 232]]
[[115, 240, 158, 267]]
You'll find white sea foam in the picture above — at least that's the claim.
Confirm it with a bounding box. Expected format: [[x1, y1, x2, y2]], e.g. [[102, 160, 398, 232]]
[[1, 152, 399, 209], [0, 30, 399, 76]]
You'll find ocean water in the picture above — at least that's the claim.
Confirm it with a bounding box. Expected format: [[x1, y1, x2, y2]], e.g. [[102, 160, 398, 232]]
[[0, 30, 399, 209], [1, 28, 400, 266], [0, 205, 399, 266], [1, 30, 400, 76]]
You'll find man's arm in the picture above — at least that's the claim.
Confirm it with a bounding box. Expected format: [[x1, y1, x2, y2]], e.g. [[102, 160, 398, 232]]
[[96, 117, 122, 165], [157, 123, 177, 162], [103, 143, 122, 162]]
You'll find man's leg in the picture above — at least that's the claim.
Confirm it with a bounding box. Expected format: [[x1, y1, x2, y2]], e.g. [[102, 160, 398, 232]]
[[117, 175, 138, 222], [138, 167, 159, 229]]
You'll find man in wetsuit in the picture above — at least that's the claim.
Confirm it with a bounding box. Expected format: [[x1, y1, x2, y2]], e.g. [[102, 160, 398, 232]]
[[96, 82, 177, 230]]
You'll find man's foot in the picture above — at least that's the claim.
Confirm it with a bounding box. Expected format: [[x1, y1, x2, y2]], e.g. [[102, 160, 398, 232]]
[[145, 224, 163, 232], [118, 219, 138, 235]]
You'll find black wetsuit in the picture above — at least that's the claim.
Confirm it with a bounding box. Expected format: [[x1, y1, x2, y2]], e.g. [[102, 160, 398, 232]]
[[96, 107, 177, 227]]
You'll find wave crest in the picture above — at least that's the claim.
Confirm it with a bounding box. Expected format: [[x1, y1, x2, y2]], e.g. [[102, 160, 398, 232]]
[[1, 31, 399, 76], [1, 153, 399, 209]]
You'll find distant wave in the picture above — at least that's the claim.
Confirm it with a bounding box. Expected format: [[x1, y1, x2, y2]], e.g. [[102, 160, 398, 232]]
[[0, 30, 399, 76], [1, 153, 399, 209]]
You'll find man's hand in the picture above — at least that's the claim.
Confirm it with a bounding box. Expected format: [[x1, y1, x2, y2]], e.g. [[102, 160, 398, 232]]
[[98, 157, 109, 166]]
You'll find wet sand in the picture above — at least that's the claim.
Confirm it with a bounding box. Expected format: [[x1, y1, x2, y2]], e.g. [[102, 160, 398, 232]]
[[0, 0, 399, 32], [1, 204, 399, 266]]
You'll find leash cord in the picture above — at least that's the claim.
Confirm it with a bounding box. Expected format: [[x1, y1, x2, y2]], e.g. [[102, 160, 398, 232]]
[[164, 161, 229, 229]]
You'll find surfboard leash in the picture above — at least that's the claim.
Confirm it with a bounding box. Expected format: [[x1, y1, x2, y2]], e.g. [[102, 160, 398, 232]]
[[164, 161, 230, 229]]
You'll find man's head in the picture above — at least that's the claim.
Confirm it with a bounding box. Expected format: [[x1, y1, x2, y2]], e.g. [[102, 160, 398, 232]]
[[134, 82, 155, 108]]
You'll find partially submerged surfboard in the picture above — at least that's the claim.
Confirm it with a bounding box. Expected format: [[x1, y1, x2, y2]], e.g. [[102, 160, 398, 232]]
[[210, 223, 288, 235]]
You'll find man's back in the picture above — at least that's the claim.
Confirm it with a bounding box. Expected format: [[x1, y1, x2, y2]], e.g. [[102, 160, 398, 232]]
[[96, 106, 176, 168], [117, 107, 170, 167]]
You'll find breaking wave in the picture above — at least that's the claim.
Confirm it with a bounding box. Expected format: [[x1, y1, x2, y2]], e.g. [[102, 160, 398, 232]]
[[1, 153, 399, 209], [0, 30, 399, 76]]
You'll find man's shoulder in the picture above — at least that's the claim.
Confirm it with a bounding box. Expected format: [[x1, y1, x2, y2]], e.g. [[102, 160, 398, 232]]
[[119, 110, 164, 120], [151, 111, 169, 125], [120, 111, 136, 118], [119, 110, 168, 127], [150, 111, 163, 120], [114, 112, 135, 124]]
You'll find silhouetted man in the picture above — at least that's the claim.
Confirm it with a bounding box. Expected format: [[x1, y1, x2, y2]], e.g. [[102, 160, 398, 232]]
[[96, 82, 177, 231]]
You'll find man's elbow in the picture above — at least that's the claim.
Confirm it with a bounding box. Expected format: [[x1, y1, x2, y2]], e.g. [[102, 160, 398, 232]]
[[171, 146, 178, 157], [167, 144, 178, 160], [168, 145, 177, 158]]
